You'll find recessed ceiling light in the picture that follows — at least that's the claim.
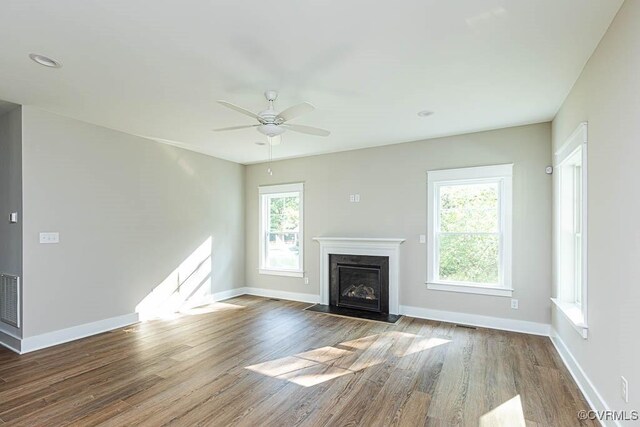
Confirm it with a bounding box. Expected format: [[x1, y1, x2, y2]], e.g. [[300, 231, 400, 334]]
[[29, 53, 62, 68], [255, 141, 266, 146], [417, 110, 434, 117]]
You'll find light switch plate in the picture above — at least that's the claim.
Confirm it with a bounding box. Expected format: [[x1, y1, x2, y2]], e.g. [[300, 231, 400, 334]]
[[39, 232, 60, 244], [419, 234, 426, 244], [354, 194, 360, 202], [9, 212, 18, 223]]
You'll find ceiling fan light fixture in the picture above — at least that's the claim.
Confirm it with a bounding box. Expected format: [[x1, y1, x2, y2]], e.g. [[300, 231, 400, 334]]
[[258, 123, 286, 137]]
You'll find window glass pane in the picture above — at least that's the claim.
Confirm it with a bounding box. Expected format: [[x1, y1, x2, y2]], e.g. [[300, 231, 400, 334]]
[[438, 234, 499, 284], [439, 183, 499, 233], [266, 194, 300, 270]]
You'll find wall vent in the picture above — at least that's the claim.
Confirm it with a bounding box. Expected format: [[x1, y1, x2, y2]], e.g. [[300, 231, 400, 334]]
[[0, 274, 20, 328]]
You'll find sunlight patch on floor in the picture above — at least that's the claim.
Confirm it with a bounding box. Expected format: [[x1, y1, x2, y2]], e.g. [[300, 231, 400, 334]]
[[479, 395, 526, 427], [245, 331, 451, 387]]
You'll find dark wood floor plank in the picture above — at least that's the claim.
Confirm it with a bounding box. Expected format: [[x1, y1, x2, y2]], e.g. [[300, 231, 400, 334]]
[[0, 296, 594, 426]]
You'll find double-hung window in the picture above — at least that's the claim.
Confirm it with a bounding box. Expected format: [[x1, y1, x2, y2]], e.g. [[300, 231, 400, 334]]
[[552, 123, 588, 338], [259, 183, 304, 277], [427, 164, 513, 297]]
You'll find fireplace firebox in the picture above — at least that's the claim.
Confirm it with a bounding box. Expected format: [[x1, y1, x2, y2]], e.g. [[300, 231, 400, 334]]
[[329, 254, 389, 314]]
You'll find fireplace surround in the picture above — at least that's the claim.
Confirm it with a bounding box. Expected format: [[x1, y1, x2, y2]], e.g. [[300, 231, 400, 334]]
[[313, 237, 405, 316]]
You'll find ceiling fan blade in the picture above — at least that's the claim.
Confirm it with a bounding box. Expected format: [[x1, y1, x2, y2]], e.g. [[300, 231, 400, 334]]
[[276, 102, 315, 122], [212, 124, 259, 132], [283, 123, 331, 137], [217, 101, 261, 121]]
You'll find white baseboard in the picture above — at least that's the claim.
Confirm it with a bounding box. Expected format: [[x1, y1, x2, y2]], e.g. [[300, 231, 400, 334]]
[[212, 287, 247, 301], [20, 312, 140, 354], [550, 328, 617, 427], [399, 304, 551, 336], [242, 287, 320, 304]]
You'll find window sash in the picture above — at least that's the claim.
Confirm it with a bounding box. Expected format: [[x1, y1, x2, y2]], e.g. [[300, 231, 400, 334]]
[[558, 147, 584, 308], [426, 165, 512, 291], [434, 179, 504, 286], [259, 184, 304, 274]]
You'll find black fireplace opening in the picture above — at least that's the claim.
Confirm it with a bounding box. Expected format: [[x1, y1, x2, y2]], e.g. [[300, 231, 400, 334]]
[[329, 254, 389, 314]]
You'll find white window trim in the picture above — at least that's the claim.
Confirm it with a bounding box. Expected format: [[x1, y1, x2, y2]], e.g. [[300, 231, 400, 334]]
[[553, 122, 588, 338], [426, 164, 513, 297], [258, 182, 304, 278]]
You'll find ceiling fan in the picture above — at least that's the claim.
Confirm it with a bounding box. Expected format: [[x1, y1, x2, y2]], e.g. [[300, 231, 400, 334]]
[[213, 90, 330, 145]]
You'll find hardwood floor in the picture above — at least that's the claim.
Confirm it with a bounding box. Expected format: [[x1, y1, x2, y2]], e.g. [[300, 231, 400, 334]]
[[0, 295, 594, 426]]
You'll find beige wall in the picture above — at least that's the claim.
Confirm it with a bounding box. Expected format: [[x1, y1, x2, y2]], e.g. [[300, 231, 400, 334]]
[[246, 123, 552, 324], [20, 107, 245, 337], [0, 107, 22, 338], [552, 0, 640, 415]]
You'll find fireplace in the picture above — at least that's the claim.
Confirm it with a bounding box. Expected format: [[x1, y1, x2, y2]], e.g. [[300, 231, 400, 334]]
[[330, 254, 389, 314], [312, 237, 405, 322]]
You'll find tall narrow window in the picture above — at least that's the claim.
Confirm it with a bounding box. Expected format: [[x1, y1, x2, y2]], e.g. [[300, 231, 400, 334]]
[[259, 183, 304, 277], [553, 122, 588, 338], [427, 164, 513, 297]]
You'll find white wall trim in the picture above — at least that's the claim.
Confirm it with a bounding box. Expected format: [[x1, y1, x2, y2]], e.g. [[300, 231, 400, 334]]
[[212, 287, 247, 302], [242, 286, 320, 304], [20, 312, 140, 354], [550, 328, 618, 427], [399, 304, 550, 336], [426, 282, 514, 297], [554, 121, 588, 165]]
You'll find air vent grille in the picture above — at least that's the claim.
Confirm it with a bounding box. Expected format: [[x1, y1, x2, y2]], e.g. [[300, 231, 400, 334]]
[[0, 274, 20, 328]]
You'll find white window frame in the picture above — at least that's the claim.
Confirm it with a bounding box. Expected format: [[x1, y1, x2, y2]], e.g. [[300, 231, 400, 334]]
[[426, 164, 513, 297], [551, 122, 588, 339], [258, 183, 304, 277]]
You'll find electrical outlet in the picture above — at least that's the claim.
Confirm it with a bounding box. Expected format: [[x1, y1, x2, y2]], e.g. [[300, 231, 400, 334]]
[[622, 376, 629, 403], [419, 234, 426, 244], [511, 299, 519, 309], [304, 277, 309, 285]]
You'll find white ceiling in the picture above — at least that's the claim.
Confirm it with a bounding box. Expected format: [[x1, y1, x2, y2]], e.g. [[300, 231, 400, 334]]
[[0, 0, 622, 164]]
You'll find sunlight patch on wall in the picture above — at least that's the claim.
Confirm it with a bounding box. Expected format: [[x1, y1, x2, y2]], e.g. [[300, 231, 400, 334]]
[[136, 236, 213, 320]]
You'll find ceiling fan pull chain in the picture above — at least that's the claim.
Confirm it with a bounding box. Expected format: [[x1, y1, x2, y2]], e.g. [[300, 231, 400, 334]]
[[267, 142, 273, 175]]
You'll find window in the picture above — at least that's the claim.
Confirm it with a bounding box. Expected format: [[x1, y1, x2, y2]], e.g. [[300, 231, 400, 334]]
[[552, 123, 588, 338], [427, 164, 513, 297], [259, 183, 304, 277]]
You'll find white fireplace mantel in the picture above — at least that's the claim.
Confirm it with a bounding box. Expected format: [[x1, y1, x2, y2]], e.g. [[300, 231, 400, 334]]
[[313, 237, 405, 314]]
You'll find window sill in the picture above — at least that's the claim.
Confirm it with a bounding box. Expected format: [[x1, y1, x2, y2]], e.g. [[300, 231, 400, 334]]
[[426, 282, 513, 297], [259, 269, 304, 278], [551, 298, 588, 339]]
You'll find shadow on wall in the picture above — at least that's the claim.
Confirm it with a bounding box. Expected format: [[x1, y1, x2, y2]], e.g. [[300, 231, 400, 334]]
[[136, 236, 214, 320]]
